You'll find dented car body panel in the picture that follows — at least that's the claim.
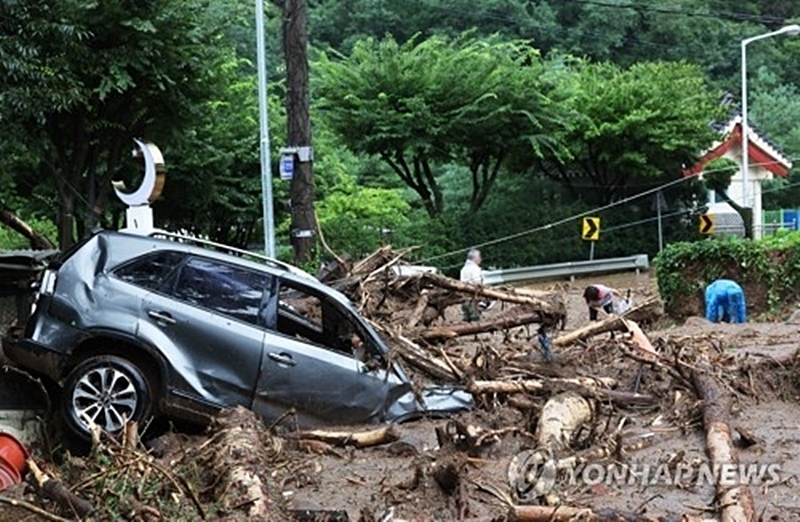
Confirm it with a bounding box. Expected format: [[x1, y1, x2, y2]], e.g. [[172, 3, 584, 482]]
[[5, 231, 472, 428]]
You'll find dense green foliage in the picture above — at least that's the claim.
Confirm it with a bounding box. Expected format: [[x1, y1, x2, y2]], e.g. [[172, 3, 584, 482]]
[[537, 60, 723, 204], [654, 231, 800, 318], [314, 36, 566, 216], [0, 0, 797, 271], [0, 0, 235, 247]]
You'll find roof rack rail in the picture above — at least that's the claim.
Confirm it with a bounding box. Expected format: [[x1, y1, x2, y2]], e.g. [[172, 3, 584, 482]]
[[149, 229, 313, 278]]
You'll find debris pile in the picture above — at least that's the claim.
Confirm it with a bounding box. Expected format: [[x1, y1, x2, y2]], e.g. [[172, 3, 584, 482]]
[[2, 247, 799, 521]]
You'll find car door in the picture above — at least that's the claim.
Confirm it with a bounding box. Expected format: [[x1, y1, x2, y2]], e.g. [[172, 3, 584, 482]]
[[138, 256, 270, 409], [252, 278, 409, 427]]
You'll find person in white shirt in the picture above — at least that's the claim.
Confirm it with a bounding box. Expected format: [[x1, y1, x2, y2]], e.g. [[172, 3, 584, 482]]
[[460, 249, 486, 322], [460, 249, 483, 285], [583, 284, 622, 321]]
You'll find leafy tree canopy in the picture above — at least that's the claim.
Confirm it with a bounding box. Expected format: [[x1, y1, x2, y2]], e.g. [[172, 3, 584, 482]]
[[314, 34, 566, 216], [0, 0, 233, 247], [538, 60, 724, 203]]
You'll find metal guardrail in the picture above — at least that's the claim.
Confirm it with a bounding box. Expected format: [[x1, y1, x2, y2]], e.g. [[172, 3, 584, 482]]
[[482, 254, 649, 286]]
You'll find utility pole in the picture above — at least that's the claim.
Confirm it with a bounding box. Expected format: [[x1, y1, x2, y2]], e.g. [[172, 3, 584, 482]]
[[256, 0, 276, 257], [280, 0, 317, 262]]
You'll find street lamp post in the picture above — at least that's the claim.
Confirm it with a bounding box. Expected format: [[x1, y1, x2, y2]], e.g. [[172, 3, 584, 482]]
[[740, 25, 800, 231], [256, 0, 276, 257]]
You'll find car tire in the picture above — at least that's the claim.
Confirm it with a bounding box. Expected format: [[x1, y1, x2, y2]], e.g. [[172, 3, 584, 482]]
[[62, 355, 154, 440]]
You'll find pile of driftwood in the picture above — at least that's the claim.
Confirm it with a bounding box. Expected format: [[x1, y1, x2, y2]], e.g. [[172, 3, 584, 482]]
[[317, 248, 763, 522], [3, 248, 774, 521], [322, 246, 568, 333]]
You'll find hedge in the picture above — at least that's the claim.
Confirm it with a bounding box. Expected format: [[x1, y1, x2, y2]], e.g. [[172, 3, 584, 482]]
[[653, 231, 800, 319]]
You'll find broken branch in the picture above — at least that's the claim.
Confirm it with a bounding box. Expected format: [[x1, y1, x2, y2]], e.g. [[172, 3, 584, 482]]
[[292, 426, 399, 448], [553, 298, 663, 348], [691, 370, 756, 522], [468, 377, 616, 395]]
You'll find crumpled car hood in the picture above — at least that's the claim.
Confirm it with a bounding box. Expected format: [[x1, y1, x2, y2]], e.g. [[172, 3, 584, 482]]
[[385, 385, 474, 423]]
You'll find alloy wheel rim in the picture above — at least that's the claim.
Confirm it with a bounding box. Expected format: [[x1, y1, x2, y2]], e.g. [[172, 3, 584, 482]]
[[72, 366, 138, 433]]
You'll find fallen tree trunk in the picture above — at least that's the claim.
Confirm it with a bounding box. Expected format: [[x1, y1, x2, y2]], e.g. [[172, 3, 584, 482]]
[[206, 408, 279, 519], [514, 393, 595, 505], [512, 505, 713, 522], [419, 272, 564, 317], [571, 386, 658, 407], [292, 426, 399, 448], [691, 370, 756, 522], [508, 393, 594, 502], [389, 332, 461, 382], [468, 377, 616, 395], [415, 311, 545, 343], [0, 207, 54, 250], [536, 392, 594, 451], [552, 298, 663, 348]]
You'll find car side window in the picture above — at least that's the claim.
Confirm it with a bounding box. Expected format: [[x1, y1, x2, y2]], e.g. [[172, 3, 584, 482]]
[[276, 280, 383, 366], [171, 257, 271, 326], [114, 251, 186, 291]]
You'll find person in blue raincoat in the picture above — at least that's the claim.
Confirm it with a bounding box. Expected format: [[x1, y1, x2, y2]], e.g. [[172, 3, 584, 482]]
[[704, 279, 746, 323]]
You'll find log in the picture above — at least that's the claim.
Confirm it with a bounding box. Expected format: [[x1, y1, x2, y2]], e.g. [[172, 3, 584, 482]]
[[391, 333, 460, 382], [691, 370, 756, 522], [419, 273, 565, 317], [406, 292, 430, 328], [292, 425, 399, 448], [0, 207, 54, 250], [351, 245, 395, 275], [28, 459, 94, 518], [552, 298, 663, 348], [572, 386, 659, 407], [536, 392, 594, 451], [468, 377, 617, 395], [512, 505, 711, 522], [207, 407, 274, 519], [415, 311, 545, 342], [515, 392, 595, 505]]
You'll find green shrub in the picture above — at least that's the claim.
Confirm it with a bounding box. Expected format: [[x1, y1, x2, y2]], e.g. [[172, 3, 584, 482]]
[[654, 232, 800, 318]]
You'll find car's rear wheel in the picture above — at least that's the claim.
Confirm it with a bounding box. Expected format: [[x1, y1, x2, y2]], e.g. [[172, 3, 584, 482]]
[[62, 355, 153, 439]]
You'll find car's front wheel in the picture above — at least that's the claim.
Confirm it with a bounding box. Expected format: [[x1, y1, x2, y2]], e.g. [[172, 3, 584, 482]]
[[62, 355, 153, 439]]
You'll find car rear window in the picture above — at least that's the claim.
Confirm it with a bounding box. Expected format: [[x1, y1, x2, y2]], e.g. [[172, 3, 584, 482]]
[[114, 251, 186, 291]]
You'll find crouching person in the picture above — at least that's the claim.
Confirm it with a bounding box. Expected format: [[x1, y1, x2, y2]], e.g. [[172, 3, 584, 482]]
[[705, 279, 746, 324], [583, 284, 622, 321]]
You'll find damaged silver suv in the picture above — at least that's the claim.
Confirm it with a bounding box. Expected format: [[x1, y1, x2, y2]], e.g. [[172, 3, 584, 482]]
[[5, 230, 471, 438]]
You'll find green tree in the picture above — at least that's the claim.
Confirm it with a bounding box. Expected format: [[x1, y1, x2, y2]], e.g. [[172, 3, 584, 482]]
[[0, 0, 233, 248], [748, 69, 800, 211], [314, 34, 566, 217], [537, 60, 723, 204], [308, 0, 559, 52]]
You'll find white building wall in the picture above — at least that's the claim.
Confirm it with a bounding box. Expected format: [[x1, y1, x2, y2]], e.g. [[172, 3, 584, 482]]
[[707, 145, 774, 239]]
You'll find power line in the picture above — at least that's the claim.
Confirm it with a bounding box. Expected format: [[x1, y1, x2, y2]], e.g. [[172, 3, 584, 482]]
[[416, 158, 800, 264], [565, 0, 784, 25], [410, 0, 775, 59], [427, 177, 800, 270]]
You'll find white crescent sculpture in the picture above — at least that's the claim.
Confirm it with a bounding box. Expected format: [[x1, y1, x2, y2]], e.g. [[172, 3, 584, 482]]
[[112, 139, 165, 206]]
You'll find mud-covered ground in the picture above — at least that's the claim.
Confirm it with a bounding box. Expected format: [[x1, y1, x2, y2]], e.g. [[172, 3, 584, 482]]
[[279, 274, 800, 521], [1, 272, 799, 521]]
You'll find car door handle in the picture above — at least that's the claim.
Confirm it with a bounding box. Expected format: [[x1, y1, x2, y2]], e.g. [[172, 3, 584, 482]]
[[268, 352, 296, 367], [148, 311, 177, 325]]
